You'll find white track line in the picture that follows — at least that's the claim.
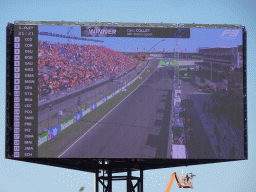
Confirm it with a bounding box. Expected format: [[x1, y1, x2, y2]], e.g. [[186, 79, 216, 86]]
[[58, 67, 156, 158]]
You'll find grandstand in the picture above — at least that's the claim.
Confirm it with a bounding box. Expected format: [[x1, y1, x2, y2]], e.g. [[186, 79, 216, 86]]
[[38, 41, 138, 100]]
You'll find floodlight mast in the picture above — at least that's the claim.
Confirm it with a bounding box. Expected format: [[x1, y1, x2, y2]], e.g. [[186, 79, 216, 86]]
[[175, 39, 180, 84]]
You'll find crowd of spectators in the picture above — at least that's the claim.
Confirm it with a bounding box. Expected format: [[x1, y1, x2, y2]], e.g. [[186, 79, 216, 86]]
[[38, 41, 138, 98]]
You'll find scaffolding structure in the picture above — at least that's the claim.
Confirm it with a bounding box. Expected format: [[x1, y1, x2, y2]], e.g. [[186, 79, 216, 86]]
[[174, 39, 180, 62], [174, 40, 180, 84]]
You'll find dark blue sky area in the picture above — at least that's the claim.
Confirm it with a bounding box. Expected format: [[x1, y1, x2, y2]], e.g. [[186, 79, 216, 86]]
[[38, 25, 243, 53]]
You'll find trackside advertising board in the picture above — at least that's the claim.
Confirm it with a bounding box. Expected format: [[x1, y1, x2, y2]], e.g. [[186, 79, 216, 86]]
[[90, 103, 96, 111], [60, 116, 75, 131], [38, 132, 48, 146], [82, 107, 91, 117], [48, 125, 60, 140], [107, 94, 113, 100], [74, 112, 82, 122], [96, 99, 104, 107]]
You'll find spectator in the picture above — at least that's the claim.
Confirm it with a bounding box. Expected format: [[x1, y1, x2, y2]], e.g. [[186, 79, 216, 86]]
[[38, 41, 138, 98], [179, 137, 183, 145], [186, 174, 190, 184], [187, 127, 193, 139]]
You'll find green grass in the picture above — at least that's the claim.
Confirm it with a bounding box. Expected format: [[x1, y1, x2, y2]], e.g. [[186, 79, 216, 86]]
[[38, 67, 156, 157], [180, 73, 194, 78], [158, 60, 165, 66], [171, 61, 179, 66], [179, 67, 188, 71], [158, 60, 175, 68], [180, 77, 192, 79]]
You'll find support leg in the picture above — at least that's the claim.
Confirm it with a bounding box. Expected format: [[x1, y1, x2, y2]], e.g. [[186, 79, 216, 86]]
[[140, 169, 143, 192], [95, 169, 99, 192], [107, 169, 112, 192], [127, 168, 132, 192]]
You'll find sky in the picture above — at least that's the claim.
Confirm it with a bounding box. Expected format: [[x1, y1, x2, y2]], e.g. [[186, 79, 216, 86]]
[[38, 25, 243, 52], [1, 0, 256, 192]]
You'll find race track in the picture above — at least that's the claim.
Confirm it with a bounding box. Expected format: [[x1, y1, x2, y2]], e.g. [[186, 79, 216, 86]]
[[60, 60, 174, 158]]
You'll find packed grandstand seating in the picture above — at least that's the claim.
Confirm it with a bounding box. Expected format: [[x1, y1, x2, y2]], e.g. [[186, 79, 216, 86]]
[[38, 41, 138, 98]]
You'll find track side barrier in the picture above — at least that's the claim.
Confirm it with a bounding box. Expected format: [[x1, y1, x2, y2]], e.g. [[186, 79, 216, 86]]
[[38, 60, 150, 146]]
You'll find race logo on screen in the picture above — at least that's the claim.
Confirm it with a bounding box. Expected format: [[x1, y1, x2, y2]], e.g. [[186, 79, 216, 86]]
[[81, 26, 117, 37], [220, 30, 239, 40]]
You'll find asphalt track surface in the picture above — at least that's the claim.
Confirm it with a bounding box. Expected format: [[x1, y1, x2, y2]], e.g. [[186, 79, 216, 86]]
[[60, 60, 174, 158]]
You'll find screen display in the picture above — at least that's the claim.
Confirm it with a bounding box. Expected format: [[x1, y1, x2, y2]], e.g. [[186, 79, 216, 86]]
[[12, 24, 244, 159]]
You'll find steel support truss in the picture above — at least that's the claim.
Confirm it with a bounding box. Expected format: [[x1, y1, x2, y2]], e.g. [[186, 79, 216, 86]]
[[95, 168, 144, 192]]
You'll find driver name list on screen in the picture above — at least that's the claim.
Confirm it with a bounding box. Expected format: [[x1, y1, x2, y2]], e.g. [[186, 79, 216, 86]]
[[14, 25, 38, 158]]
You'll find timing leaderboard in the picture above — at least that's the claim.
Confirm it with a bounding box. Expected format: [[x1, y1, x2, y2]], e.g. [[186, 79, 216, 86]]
[[13, 25, 38, 158]]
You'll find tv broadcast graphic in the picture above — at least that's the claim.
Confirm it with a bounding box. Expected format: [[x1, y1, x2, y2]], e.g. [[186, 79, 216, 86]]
[[6, 21, 247, 174]]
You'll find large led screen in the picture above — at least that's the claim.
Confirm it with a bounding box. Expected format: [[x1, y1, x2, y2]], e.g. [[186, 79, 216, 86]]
[[10, 24, 245, 159]]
